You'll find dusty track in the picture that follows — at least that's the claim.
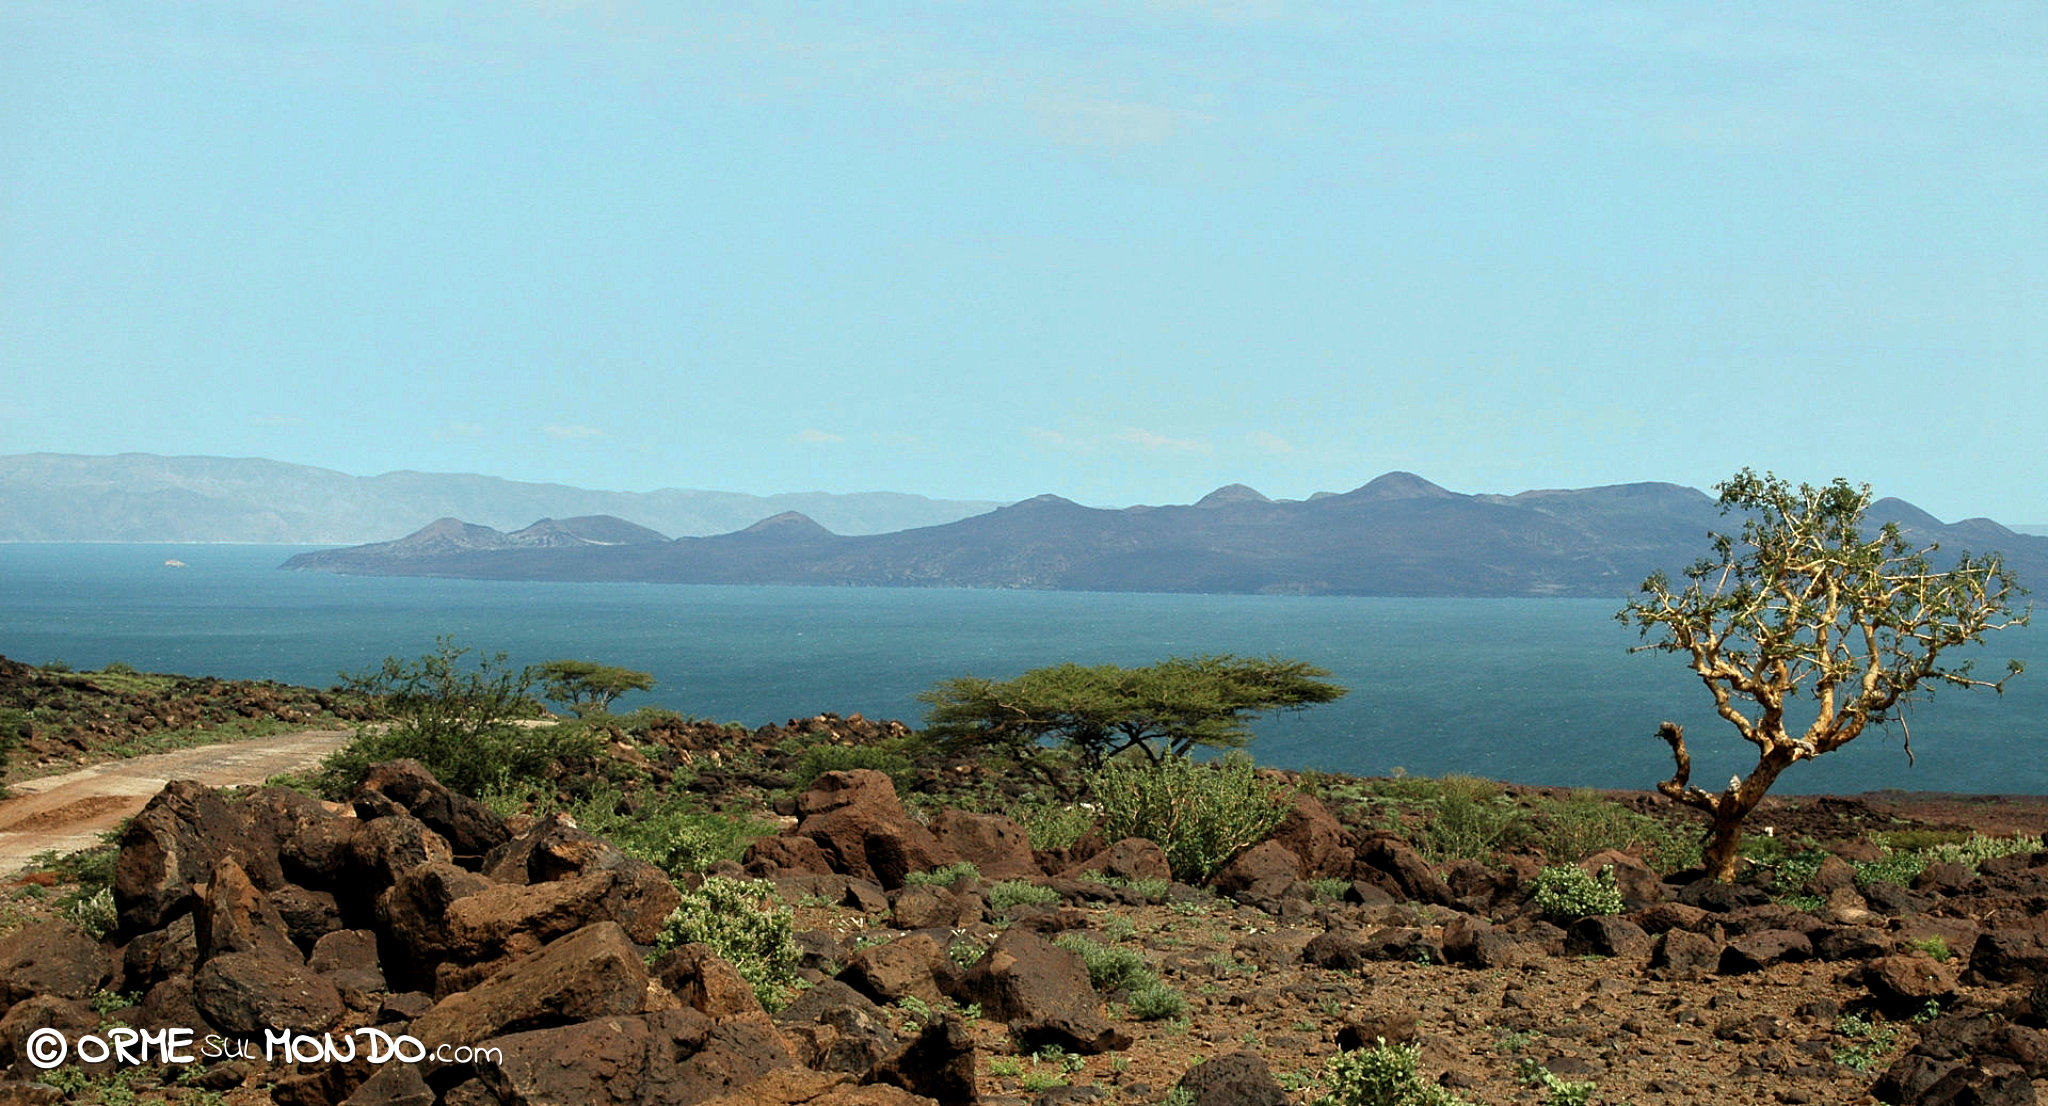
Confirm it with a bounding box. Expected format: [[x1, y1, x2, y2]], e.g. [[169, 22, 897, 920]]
[[0, 729, 351, 876]]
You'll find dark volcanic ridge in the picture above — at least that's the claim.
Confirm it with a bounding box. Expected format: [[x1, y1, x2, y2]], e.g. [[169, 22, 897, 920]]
[[281, 473, 2048, 599]]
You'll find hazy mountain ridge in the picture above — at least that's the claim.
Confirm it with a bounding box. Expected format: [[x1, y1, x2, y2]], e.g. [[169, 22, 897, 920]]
[[0, 453, 1004, 541], [280, 472, 2048, 597]]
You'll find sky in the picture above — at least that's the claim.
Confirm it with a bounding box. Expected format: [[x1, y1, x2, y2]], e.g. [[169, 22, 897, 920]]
[[3, 2, 2045, 521]]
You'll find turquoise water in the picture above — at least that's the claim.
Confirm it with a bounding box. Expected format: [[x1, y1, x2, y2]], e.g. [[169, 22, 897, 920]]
[[2, 543, 2042, 794]]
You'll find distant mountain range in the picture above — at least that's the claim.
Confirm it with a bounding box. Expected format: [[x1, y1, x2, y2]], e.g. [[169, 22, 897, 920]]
[[282, 473, 2048, 598], [0, 453, 1003, 541]]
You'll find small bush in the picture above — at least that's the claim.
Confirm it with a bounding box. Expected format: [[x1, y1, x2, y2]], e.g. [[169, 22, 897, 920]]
[[1908, 936, 1952, 963], [1312, 1039, 1474, 1106], [1091, 752, 1290, 883], [1529, 864, 1625, 921], [1126, 980, 1188, 1021], [318, 640, 584, 799], [1833, 1013, 1900, 1071], [656, 877, 801, 1009], [903, 861, 981, 888], [1019, 802, 1097, 851], [1526, 789, 1702, 872], [1053, 934, 1155, 992], [1421, 775, 1524, 862], [988, 880, 1062, 910], [1517, 1060, 1596, 1106]]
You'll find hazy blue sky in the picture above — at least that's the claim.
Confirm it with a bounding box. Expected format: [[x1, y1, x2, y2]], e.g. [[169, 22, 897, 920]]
[[4, 3, 2044, 520]]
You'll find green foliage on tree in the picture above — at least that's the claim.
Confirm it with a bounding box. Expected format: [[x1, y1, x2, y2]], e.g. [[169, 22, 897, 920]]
[[1619, 470, 2028, 881], [918, 654, 1346, 769], [532, 659, 655, 715], [318, 638, 595, 798]]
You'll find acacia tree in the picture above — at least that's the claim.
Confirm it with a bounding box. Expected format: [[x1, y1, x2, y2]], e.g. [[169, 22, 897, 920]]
[[532, 659, 656, 715], [1619, 470, 2028, 882], [919, 654, 1346, 771]]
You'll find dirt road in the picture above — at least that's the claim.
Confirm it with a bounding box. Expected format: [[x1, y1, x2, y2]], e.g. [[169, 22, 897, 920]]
[[0, 729, 352, 876]]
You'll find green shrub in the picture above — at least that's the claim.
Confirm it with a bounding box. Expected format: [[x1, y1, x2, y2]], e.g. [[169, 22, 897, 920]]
[[1908, 936, 1952, 963], [903, 861, 981, 888], [1091, 752, 1290, 883], [1052, 934, 1155, 992], [791, 744, 914, 790], [1526, 789, 1702, 872], [1421, 774, 1524, 862], [500, 780, 774, 877], [318, 640, 586, 799], [988, 880, 1062, 910], [1516, 1060, 1596, 1106], [1833, 1013, 1900, 1071], [1529, 864, 1625, 921], [1312, 1040, 1474, 1106], [1126, 980, 1188, 1021], [1019, 801, 1098, 851], [656, 877, 801, 1009]]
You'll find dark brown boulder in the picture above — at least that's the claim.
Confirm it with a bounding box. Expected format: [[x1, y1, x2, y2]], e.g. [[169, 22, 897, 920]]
[[0, 921, 109, 1006], [346, 813, 454, 892], [479, 815, 681, 943], [654, 943, 767, 1019], [839, 933, 949, 1006], [1862, 954, 1960, 1016], [119, 913, 197, 992], [928, 810, 1039, 881], [356, 759, 510, 864], [1269, 792, 1353, 880], [195, 857, 300, 964], [1718, 928, 1812, 974], [375, 860, 494, 985], [1355, 838, 1456, 907], [795, 771, 957, 890], [1209, 841, 1301, 905], [1647, 929, 1722, 981], [1580, 850, 1666, 908], [1175, 1051, 1288, 1106], [1302, 929, 1373, 971], [1565, 915, 1652, 959], [1058, 837, 1173, 886], [890, 884, 980, 931], [1971, 924, 2048, 985], [947, 929, 1128, 1055], [192, 952, 346, 1036], [1440, 915, 1529, 969], [408, 921, 650, 1046], [774, 980, 899, 1075], [114, 779, 284, 932], [862, 1011, 978, 1106], [0, 996, 94, 1073], [746, 836, 837, 879]]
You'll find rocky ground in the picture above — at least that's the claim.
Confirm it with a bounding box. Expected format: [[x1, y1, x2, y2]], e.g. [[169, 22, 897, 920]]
[[0, 729, 2044, 1106]]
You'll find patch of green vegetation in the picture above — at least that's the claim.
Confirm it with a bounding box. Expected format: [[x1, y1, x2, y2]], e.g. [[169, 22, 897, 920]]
[[1091, 751, 1291, 883], [790, 743, 916, 790], [1018, 800, 1098, 851], [1529, 864, 1625, 922], [1908, 936, 1953, 963], [316, 639, 592, 799], [655, 877, 801, 1010], [1053, 933, 1157, 992], [1525, 789, 1702, 872], [902, 860, 981, 888], [1516, 1059, 1597, 1106], [1311, 1039, 1475, 1106], [1307, 877, 1351, 902], [27, 837, 122, 940], [1833, 1013, 1900, 1071], [491, 778, 776, 876], [988, 880, 1063, 910]]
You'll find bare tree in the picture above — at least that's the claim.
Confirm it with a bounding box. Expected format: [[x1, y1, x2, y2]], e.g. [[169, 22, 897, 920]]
[[1619, 470, 2028, 882]]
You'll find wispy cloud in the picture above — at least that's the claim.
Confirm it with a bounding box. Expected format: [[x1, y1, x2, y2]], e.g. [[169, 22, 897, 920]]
[[1113, 427, 1211, 453], [794, 427, 845, 445], [544, 424, 605, 440], [1248, 430, 1293, 454]]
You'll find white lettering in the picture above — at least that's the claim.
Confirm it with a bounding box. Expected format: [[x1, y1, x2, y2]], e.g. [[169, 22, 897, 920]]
[[263, 1028, 294, 1063], [76, 1034, 110, 1064]]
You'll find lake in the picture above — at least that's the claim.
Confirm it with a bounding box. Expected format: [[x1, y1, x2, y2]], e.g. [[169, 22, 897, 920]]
[[2, 543, 2041, 794]]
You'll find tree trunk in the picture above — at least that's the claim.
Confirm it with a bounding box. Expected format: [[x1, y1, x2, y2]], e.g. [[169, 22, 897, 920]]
[[1701, 804, 1752, 883]]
